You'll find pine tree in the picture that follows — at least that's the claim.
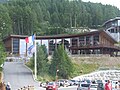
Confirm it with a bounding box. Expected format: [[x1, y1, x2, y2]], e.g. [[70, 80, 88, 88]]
[[50, 45, 74, 79]]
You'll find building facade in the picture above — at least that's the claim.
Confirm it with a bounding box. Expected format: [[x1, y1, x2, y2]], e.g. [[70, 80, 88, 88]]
[[3, 30, 120, 57], [103, 17, 120, 42]]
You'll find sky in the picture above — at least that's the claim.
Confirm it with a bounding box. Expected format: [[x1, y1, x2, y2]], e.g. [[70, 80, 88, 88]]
[[82, 0, 120, 10]]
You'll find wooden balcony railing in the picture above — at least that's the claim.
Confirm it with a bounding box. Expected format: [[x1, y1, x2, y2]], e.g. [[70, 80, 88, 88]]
[[70, 44, 120, 50]]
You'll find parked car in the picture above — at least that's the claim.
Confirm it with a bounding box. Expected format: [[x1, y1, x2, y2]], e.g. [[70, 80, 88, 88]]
[[97, 83, 104, 90], [58, 79, 66, 87], [40, 82, 47, 88], [89, 84, 98, 90], [67, 80, 74, 86], [77, 83, 91, 90], [70, 80, 79, 85], [46, 82, 58, 90]]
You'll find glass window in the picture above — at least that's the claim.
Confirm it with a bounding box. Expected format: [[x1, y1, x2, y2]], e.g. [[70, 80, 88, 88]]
[[86, 36, 90, 45], [111, 29, 114, 33], [118, 20, 120, 26], [94, 35, 99, 45], [79, 36, 84, 41], [13, 38, 19, 54]]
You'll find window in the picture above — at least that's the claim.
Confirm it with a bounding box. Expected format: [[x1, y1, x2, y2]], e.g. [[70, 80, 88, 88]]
[[111, 29, 114, 33], [86, 36, 90, 45], [79, 36, 85, 46], [93, 35, 99, 45], [13, 38, 19, 54]]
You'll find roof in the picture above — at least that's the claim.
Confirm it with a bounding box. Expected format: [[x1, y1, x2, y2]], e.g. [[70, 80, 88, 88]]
[[102, 17, 120, 26], [3, 30, 117, 43]]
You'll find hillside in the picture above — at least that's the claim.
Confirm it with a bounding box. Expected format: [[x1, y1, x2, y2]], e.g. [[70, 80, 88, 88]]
[[0, 0, 120, 38], [72, 56, 120, 69]]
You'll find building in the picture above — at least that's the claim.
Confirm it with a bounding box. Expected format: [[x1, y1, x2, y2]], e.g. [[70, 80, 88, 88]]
[[103, 17, 120, 42], [3, 30, 120, 57]]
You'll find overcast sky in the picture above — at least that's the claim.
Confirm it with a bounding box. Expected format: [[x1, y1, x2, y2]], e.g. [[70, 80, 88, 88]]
[[82, 0, 120, 10]]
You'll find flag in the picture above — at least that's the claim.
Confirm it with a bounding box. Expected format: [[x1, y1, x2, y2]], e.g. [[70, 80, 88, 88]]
[[28, 45, 35, 54], [25, 35, 34, 43]]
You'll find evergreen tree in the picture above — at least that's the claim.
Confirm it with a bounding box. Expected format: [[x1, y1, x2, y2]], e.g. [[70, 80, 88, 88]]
[[49, 45, 74, 79], [0, 41, 6, 67], [37, 45, 48, 75], [0, 4, 12, 39], [1, 0, 120, 35]]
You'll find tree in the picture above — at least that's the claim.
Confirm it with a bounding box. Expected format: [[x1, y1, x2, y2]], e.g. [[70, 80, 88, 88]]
[[0, 41, 6, 68], [49, 45, 74, 79], [29, 44, 48, 76], [0, 0, 120, 36], [0, 4, 12, 39], [37, 45, 48, 75]]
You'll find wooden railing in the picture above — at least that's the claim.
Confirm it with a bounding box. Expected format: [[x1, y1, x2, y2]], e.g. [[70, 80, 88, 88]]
[[70, 44, 120, 50]]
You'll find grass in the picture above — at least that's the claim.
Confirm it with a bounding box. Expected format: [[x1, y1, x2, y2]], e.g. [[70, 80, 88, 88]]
[[72, 63, 99, 77], [37, 73, 54, 82], [26, 56, 120, 82]]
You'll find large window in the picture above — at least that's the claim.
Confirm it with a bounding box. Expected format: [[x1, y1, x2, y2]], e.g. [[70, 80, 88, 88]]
[[72, 38, 78, 47], [93, 35, 99, 45], [79, 36, 85, 46], [86, 36, 91, 46], [13, 38, 19, 54]]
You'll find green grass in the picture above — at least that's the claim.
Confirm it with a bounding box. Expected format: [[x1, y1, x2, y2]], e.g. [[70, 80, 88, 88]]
[[37, 73, 55, 82], [26, 58, 99, 81], [72, 62, 99, 77], [26, 57, 99, 82]]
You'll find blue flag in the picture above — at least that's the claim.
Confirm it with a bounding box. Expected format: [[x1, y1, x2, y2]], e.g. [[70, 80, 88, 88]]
[[28, 45, 35, 54]]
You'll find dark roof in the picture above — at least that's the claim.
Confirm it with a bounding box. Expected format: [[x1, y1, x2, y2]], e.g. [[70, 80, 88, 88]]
[[102, 17, 120, 26], [3, 30, 117, 43]]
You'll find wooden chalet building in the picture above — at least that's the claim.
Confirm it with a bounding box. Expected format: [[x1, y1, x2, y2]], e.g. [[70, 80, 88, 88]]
[[3, 30, 120, 57]]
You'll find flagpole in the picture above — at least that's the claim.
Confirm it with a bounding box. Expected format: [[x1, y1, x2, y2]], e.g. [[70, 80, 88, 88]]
[[25, 43, 28, 63], [34, 34, 37, 79], [26, 43, 27, 57]]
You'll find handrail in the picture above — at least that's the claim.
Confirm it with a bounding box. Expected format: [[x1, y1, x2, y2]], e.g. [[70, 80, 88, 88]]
[[70, 44, 120, 50]]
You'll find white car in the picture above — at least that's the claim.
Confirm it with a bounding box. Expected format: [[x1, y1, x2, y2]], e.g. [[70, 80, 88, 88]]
[[89, 84, 98, 90], [77, 83, 98, 90], [77, 83, 91, 90]]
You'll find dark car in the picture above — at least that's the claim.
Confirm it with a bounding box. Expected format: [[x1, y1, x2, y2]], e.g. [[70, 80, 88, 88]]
[[97, 83, 104, 90], [46, 82, 58, 90]]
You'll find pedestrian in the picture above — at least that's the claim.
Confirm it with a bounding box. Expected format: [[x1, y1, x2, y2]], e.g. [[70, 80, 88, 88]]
[[115, 82, 119, 90], [6, 82, 11, 90], [105, 80, 112, 90]]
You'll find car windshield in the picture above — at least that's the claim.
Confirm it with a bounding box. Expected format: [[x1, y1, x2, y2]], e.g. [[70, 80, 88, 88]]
[[90, 84, 98, 88], [71, 80, 76, 82], [81, 84, 90, 87], [48, 82, 54, 85]]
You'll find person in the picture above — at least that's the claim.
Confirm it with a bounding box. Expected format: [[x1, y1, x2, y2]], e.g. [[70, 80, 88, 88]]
[[115, 82, 119, 90], [6, 82, 11, 90], [105, 80, 112, 90]]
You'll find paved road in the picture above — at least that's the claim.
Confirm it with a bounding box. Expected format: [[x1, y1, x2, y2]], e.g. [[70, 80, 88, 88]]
[[3, 61, 77, 90], [38, 86, 77, 90], [3, 62, 40, 90]]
